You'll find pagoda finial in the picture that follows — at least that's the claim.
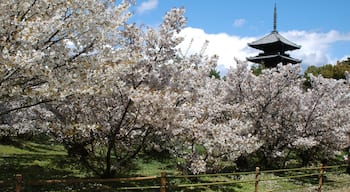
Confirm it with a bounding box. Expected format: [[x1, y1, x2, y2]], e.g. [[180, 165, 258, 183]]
[[273, 2, 277, 32]]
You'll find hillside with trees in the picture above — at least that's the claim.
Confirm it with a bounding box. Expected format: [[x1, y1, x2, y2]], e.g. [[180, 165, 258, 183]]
[[304, 58, 350, 80]]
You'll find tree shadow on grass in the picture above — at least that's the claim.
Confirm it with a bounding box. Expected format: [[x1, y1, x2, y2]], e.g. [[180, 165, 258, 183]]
[[0, 153, 86, 192], [0, 154, 81, 180], [0, 154, 159, 192]]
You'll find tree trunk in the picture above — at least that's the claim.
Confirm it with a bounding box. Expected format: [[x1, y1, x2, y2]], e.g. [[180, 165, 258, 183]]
[[103, 137, 114, 178]]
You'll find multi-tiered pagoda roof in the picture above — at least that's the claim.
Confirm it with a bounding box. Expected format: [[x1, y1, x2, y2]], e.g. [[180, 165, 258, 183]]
[[247, 4, 301, 68]]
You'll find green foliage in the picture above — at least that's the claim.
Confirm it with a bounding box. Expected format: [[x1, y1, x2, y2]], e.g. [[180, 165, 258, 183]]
[[251, 64, 265, 76], [209, 69, 221, 79], [303, 58, 350, 89], [304, 58, 350, 80]]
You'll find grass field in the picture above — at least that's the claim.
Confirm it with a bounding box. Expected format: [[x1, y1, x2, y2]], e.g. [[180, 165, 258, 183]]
[[1, 139, 350, 191], [0, 139, 84, 180]]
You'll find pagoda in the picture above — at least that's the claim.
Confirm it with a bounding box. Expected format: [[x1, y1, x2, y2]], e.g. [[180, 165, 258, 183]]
[[247, 3, 301, 68]]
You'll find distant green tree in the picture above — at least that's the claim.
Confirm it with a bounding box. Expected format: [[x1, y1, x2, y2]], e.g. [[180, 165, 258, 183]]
[[304, 58, 350, 80], [303, 58, 350, 89], [251, 64, 265, 76], [209, 69, 221, 79]]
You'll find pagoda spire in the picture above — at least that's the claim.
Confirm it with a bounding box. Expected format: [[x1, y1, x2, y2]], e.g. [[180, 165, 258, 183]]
[[246, 1, 302, 68], [273, 2, 277, 32]]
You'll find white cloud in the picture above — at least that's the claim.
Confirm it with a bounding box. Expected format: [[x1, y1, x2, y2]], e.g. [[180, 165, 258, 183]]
[[178, 27, 255, 69], [137, 0, 158, 14], [233, 18, 246, 28], [178, 27, 350, 72], [340, 55, 350, 61], [282, 30, 350, 66]]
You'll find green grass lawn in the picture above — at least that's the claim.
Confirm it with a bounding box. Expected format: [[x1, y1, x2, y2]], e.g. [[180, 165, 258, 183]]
[[1, 139, 350, 192], [0, 139, 85, 180], [0, 139, 178, 191]]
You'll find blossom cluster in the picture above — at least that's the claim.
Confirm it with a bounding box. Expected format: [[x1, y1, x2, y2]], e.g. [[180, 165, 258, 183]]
[[1, 1, 350, 176]]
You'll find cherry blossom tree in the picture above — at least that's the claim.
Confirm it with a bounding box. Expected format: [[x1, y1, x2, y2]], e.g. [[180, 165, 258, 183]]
[[2, 0, 350, 177], [40, 7, 196, 177], [225, 62, 350, 168], [0, 0, 131, 139], [39, 6, 261, 176], [162, 58, 261, 174], [295, 73, 350, 165]]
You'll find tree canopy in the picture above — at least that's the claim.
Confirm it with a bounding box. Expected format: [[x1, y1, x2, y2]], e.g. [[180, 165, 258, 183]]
[[304, 58, 350, 80], [1, 0, 350, 178]]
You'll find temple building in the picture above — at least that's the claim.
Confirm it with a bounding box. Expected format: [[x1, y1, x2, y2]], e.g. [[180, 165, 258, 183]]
[[247, 4, 301, 68]]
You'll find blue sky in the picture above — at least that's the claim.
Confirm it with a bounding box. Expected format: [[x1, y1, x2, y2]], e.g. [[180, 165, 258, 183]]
[[130, 0, 350, 72]]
